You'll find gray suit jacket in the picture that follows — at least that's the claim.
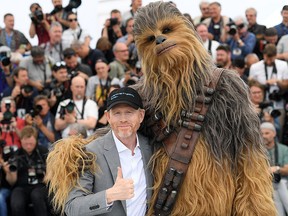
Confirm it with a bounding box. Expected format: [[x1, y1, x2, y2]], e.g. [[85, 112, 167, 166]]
[[65, 130, 153, 216]]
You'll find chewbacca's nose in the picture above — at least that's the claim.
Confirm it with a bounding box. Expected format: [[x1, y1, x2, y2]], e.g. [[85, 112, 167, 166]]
[[155, 36, 167, 45]]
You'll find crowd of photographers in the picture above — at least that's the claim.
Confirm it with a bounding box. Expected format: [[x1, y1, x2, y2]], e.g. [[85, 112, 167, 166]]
[[0, 0, 288, 215]]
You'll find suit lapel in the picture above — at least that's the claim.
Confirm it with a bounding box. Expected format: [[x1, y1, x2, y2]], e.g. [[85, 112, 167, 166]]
[[103, 131, 127, 213]]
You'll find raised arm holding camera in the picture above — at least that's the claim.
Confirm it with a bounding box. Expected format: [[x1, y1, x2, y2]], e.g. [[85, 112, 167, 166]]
[[0, 97, 25, 148], [224, 16, 256, 60], [29, 3, 51, 45], [25, 95, 56, 150]]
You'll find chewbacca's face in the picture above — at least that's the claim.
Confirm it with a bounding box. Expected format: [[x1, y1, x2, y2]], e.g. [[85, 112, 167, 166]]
[[135, 16, 198, 68]]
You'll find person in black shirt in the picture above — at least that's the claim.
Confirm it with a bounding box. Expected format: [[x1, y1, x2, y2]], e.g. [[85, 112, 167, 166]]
[[6, 126, 49, 216]]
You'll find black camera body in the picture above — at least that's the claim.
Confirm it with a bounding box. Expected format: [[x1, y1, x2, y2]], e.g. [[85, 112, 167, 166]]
[[21, 84, 33, 94], [1, 100, 13, 125], [41, 80, 65, 98], [227, 22, 237, 36], [273, 172, 281, 183], [110, 18, 119, 26], [59, 100, 75, 119], [2, 145, 19, 172], [34, 9, 44, 22], [29, 105, 43, 118], [0, 51, 11, 67], [269, 89, 286, 102]]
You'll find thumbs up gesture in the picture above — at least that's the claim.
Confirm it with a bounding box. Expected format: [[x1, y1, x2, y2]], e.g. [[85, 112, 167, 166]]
[[106, 167, 134, 204]]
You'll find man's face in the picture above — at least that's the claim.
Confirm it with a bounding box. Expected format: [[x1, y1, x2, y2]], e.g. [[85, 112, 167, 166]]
[[196, 24, 208, 42], [250, 86, 264, 105], [52, 0, 62, 7], [50, 26, 62, 43], [126, 19, 134, 34], [71, 77, 86, 100], [53, 68, 68, 83], [263, 55, 276, 66], [245, 11, 256, 25], [281, 10, 288, 22], [235, 19, 247, 35], [14, 70, 29, 86], [21, 136, 37, 155], [200, 3, 210, 17], [68, 14, 78, 30], [114, 43, 129, 62], [95, 62, 109, 79], [64, 55, 78, 69], [36, 99, 50, 116], [33, 55, 45, 65], [132, 0, 142, 9], [106, 104, 144, 140], [216, 50, 230, 67], [111, 12, 122, 24], [265, 35, 278, 45], [261, 128, 276, 148], [209, 4, 221, 18], [4, 15, 14, 30]]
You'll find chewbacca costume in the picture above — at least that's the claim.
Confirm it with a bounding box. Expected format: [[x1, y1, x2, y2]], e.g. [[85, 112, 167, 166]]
[[45, 2, 276, 216], [133, 2, 276, 216]]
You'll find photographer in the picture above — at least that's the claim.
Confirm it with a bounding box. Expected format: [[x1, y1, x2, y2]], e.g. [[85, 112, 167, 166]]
[[19, 46, 54, 92], [261, 122, 288, 216], [55, 76, 98, 138], [1, 67, 38, 119], [0, 97, 25, 148], [42, 61, 71, 116], [29, 3, 51, 45], [7, 126, 49, 216], [25, 95, 56, 150], [0, 138, 12, 216], [102, 9, 126, 46], [249, 44, 288, 136], [63, 48, 92, 79], [224, 16, 256, 60], [0, 46, 14, 94]]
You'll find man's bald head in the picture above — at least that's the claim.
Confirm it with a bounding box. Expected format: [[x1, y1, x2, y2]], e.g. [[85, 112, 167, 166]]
[[71, 76, 86, 100]]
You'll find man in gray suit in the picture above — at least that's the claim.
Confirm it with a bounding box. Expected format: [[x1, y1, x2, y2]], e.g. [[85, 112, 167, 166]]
[[65, 87, 153, 216]]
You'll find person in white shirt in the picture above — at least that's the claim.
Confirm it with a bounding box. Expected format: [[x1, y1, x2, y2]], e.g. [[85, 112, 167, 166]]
[[62, 12, 91, 50], [65, 87, 153, 216], [249, 44, 288, 134], [54, 76, 98, 138], [196, 23, 219, 62]]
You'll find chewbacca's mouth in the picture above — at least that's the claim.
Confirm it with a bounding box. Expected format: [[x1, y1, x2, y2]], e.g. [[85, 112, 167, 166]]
[[156, 43, 176, 56]]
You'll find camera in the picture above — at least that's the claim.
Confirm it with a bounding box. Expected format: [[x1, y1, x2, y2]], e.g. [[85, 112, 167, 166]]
[[0, 51, 11, 67], [67, 70, 79, 80], [28, 159, 46, 185], [50, 0, 82, 15], [59, 100, 75, 119], [110, 18, 119, 26], [273, 172, 281, 183], [21, 84, 33, 94], [1, 99, 13, 125], [269, 90, 286, 102], [2, 145, 19, 172], [29, 105, 43, 118], [226, 22, 237, 36], [41, 80, 64, 98]]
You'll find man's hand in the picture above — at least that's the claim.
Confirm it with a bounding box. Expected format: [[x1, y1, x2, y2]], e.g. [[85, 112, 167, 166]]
[[266, 78, 278, 86], [106, 167, 134, 204], [11, 86, 21, 99], [64, 111, 77, 124], [34, 115, 43, 128], [34, 80, 44, 91]]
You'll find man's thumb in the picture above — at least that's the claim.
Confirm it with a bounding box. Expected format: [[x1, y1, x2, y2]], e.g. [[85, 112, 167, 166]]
[[116, 167, 123, 180]]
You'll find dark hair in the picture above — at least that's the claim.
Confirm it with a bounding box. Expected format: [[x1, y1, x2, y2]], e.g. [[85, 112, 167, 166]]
[[34, 95, 49, 106], [125, 17, 134, 28], [30, 3, 41, 10], [282, 5, 288, 11], [232, 58, 245, 69], [63, 48, 76, 58], [265, 27, 277, 37], [110, 9, 121, 15], [12, 66, 27, 78], [31, 46, 45, 57], [216, 44, 231, 52], [4, 13, 13, 20]]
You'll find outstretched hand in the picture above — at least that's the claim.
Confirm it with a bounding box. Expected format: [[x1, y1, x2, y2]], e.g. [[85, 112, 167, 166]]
[[106, 167, 134, 204]]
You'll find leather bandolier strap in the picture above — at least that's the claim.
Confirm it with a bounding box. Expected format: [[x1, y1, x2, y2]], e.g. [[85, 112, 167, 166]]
[[150, 68, 224, 216]]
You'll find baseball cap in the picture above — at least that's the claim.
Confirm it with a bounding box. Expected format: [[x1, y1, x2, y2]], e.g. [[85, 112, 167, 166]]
[[106, 87, 143, 111], [260, 122, 276, 132]]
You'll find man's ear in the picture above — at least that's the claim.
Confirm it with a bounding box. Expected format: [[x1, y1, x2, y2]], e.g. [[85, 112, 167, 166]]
[[105, 110, 110, 122], [139, 109, 145, 123]]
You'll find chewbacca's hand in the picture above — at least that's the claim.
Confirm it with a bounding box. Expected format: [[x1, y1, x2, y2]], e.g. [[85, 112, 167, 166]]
[[106, 167, 134, 204]]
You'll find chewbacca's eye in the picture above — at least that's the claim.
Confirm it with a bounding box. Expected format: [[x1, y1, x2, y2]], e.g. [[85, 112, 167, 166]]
[[162, 27, 171, 34], [147, 35, 155, 42]]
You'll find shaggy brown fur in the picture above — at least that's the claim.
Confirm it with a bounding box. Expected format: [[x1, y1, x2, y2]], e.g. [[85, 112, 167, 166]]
[[134, 1, 276, 215], [44, 135, 98, 215]]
